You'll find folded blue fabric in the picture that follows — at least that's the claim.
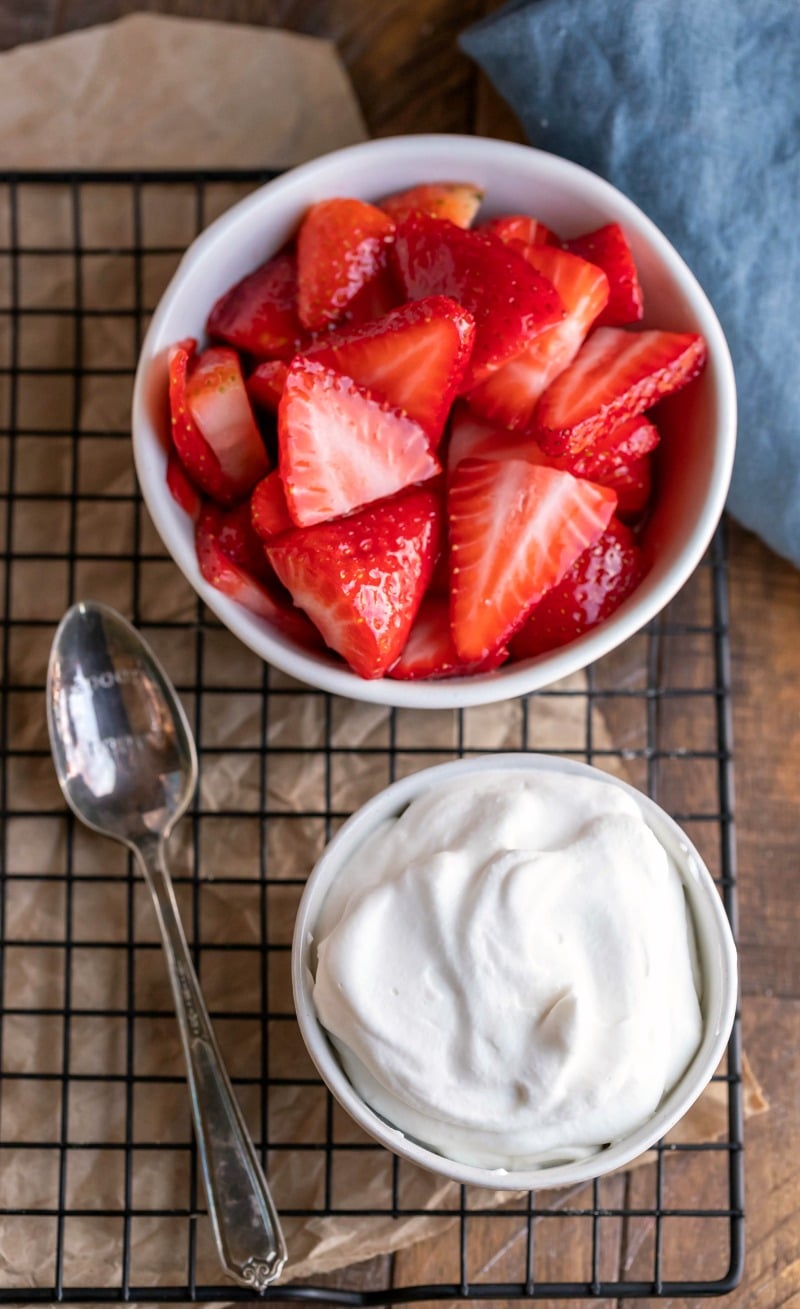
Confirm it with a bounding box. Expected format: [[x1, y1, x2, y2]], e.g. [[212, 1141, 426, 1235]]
[[460, 0, 800, 567]]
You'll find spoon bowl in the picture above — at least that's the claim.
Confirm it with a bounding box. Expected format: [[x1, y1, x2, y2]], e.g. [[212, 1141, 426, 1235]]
[[48, 601, 196, 844], [47, 601, 287, 1292]]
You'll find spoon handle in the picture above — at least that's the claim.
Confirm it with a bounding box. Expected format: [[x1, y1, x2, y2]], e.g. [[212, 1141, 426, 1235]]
[[134, 837, 287, 1292]]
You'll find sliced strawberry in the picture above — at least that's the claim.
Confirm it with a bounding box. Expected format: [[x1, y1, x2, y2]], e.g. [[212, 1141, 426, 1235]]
[[166, 451, 203, 521], [206, 253, 308, 360], [251, 470, 294, 543], [278, 357, 440, 528], [448, 458, 617, 661], [533, 328, 708, 457], [304, 297, 475, 445], [195, 503, 320, 647], [391, 214, 564, 388], [595, 455, 653, 522], [168, 339, 240, 505], [447, 403, 544, 477], [562, 414, 660, 479], [185, 346, 270, 497], [447, 405, 658, 486], [428, 539, 451, 595], [510, 518, 645, 659], [388, 593, 508, 680], [266, 485, 440, 679], [296, 198, 395, 330], [337, 263, 404, 328], [564, 223, 644, 326], [207, 500, 271, 581], [479, 214, 560, 247], [380, 182, 484, 228], [466, 247, 609, 430], [247, 360, 289, 414]]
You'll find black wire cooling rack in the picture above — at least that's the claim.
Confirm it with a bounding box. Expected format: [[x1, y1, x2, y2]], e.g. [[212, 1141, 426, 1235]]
[[0, 171, 743, 1302]]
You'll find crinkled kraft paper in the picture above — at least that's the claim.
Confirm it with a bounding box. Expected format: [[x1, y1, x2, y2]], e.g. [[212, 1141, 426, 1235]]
[[0, 13, 367, 169]]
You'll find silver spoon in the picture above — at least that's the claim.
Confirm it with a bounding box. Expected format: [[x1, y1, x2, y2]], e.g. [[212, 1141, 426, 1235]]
[[46, 600, 287, 1292]]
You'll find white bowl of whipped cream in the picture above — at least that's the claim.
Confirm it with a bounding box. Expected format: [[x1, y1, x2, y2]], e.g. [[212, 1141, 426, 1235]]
[[292, 754, 737, 1190]]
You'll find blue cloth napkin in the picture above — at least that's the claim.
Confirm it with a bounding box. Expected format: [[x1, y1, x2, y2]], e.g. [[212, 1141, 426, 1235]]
[[460, 0, 800, 567]]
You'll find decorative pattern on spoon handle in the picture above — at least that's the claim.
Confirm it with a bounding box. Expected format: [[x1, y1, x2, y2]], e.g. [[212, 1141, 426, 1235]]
[[135, 836, 288, 1290]]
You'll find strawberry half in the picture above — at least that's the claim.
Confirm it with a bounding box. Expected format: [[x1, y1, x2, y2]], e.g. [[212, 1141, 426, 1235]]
[[595, 455, 653, 522], [337, 264, 404, 328], [205, 500, 272, 581], [510, 518, 645, 659], [195, 503, 320, 647], [305, 296, 475, 445], [446, 403, 544, 478], [206, 253, 307, 360], [185, 346, 271, 497], [533, 327, 708, 457], [391, 214, 564, 389], [448, 457, 617, 662], [564, 223, 644, 327], [247, 360, 289, 414], [168, 339, 241, 506], [166, 451, 203, 521], [296, 198, 395, 330], [388, 593, 508, 680], [466, 246, 609, 430], [250, 470, 294, 543], [562, 414, 660, 479], [278, 357, 440, 528], [380, 182, 484, 228], [479, 214, 560, 247], [267, 485, 440, 678]]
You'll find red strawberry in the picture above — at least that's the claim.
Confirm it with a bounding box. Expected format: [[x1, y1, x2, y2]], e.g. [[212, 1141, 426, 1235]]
[[251, 470, 294, 543], [388, 594, 508, 680], [168, 339, 241, 505], [166, 451, 203, 521], [479, 214, 560, 247], [296, 198, 395, 330], [466, 246, 609, 430], [596, 455, 653, 522], [446, 403, 543, 478], [278, 357, 440, 528], [510, 518, 645, 659], [448, 458, 617, 661], [562, 414, 660, 479], [207, 500, 271, 580], [304, 297, 475, 445], [380, 182, 484, 228], [195, 504, 320, 647], [564, 223, 644, 326], [337, 263, 404, 328], [391, 214, 564, 388], [247, 360, 289, 414], [533, 328, 707, 457], [206, 253, 307, 360], [266, 485, 440, 678], [185, 346, 270, 498]]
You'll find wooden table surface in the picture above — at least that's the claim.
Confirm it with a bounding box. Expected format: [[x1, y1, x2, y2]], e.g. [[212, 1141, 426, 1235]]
[[4, 3, 799, 1307]]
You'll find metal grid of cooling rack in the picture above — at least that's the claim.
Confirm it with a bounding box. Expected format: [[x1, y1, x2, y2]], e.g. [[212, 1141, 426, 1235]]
[[0, 171, 743, 1302]]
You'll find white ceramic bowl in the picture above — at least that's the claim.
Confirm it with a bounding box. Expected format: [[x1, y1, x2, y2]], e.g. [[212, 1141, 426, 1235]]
[[132, 135, 736, 708], [292, 753, 738, 1191]]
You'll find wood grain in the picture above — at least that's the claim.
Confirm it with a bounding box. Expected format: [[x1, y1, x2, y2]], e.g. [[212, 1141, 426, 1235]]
[[3, 2, 798, 1306]]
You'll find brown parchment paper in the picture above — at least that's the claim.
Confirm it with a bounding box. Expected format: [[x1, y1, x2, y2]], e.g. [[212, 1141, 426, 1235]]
[[0, 14, 766, 1300], [0, 13, 367, 169]]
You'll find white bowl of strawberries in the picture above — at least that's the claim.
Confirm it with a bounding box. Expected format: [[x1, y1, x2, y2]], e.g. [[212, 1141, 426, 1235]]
[[132, 135, 736, 706]]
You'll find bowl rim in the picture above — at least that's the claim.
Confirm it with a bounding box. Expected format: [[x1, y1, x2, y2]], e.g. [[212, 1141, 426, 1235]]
[[291, 752, 738, 1190], [132, 133, 737, 709]]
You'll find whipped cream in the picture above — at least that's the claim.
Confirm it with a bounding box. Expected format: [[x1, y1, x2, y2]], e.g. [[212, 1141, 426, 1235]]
[[312, 768, 703, 1170]]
